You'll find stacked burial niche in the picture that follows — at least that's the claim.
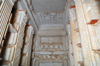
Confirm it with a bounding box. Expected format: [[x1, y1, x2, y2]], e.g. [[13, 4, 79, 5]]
[[0, 0, 100, 66]]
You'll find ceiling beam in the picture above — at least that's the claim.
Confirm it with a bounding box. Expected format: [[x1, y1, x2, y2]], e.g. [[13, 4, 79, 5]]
[[19, 0, 39, 34]]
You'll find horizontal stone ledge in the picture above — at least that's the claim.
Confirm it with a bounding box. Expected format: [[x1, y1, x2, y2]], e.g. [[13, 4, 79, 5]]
[[35, 51, 68, 55], [37, 31, 66, 36], [39, 24, 64, 31]]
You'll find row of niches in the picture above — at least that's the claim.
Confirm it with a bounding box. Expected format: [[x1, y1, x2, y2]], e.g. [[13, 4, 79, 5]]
[[0, 0, 15, 53], [35, 54, 67, 61], [0, 10, 31, 66], [37, 44, 64, 51]]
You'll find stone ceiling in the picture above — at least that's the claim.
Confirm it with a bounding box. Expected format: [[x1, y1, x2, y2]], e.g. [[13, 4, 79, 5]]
[[32, 0, 66, 13]]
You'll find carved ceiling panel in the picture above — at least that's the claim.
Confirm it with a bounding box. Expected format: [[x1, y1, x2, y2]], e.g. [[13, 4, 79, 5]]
[[40, 37, 63, 44], [34, 12, 66, 27], [35, 36, 67, 51]]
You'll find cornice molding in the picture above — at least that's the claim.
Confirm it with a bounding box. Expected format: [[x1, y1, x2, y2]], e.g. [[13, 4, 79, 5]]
[[19, 0, 38, 34]]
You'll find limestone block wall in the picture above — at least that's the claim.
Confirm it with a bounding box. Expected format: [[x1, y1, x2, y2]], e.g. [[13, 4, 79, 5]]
[[67, 0, 100, 66], [2, 10, 28, 66], [20, 25, 34, 66], [0, 0, 16, 55]]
